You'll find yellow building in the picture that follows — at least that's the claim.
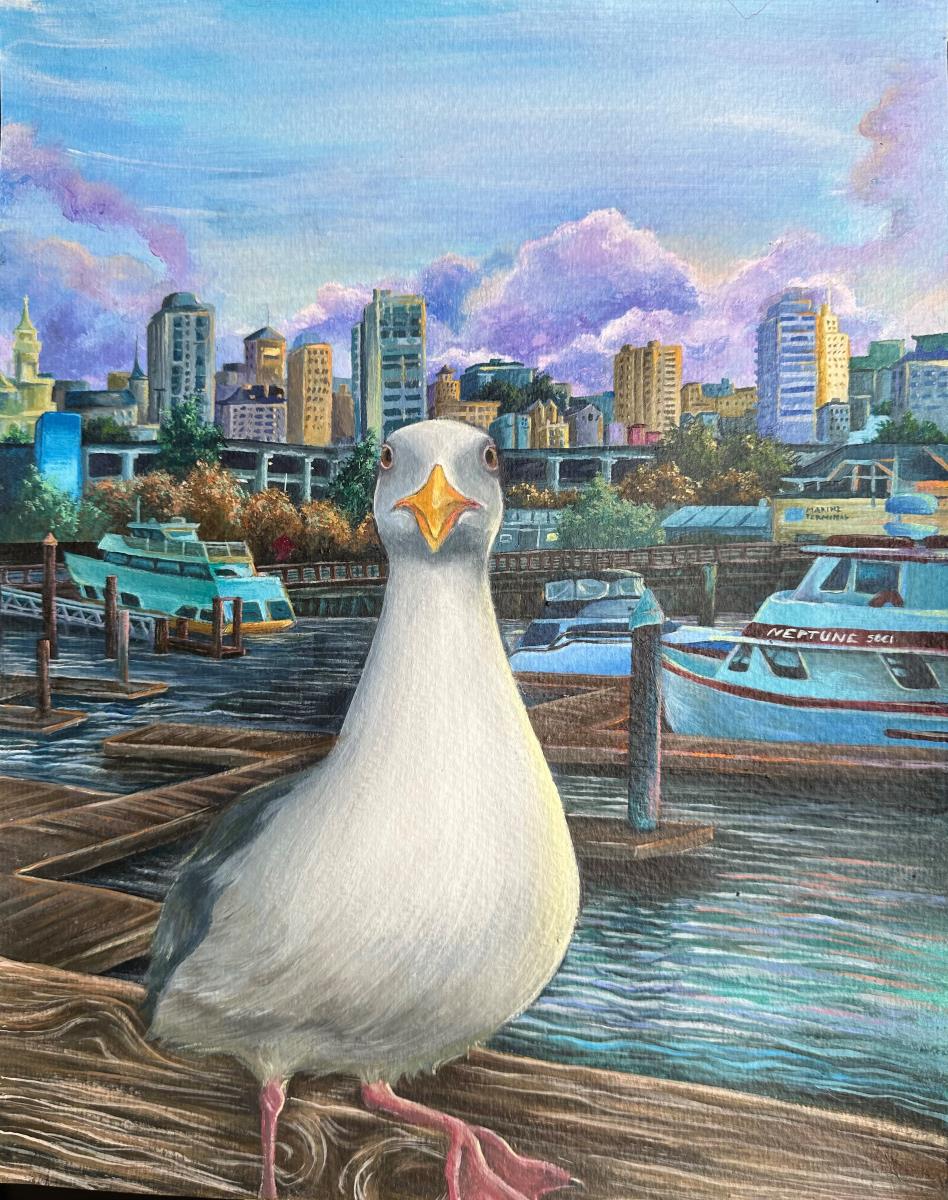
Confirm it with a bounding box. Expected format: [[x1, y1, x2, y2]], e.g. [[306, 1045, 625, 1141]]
[[0, 297, 55, 438], [244, 326, 286, 390], [526, 399, 569, 448], [286, 342, 333, 445], [680, 381, 703, 414], [614, 340, 681, 433], [455, 399, 500, 431], [816, 302, 850, 408], [108, 370, 131, 391], [332, 383, 355, 443], [431, 364, 461, 416]]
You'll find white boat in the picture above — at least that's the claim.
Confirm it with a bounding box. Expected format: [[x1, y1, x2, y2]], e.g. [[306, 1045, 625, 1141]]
[[662, 534, 948, 747]]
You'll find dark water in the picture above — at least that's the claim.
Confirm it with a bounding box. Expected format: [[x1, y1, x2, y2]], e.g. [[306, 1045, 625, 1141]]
[[1, 619, 945, 1129]]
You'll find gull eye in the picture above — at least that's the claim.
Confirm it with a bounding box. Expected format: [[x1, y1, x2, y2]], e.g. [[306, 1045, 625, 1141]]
[[483, 443, 499, 472], [380, 444, 394, 470]]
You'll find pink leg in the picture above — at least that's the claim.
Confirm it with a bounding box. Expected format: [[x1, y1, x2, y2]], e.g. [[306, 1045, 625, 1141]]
[[362, 1081, 573, 1200], [259, 1078, 286, 1200]]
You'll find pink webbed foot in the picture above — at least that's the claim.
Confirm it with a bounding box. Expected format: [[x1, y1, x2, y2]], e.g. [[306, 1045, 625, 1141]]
[[258, 1078, 287, 1200], [362, 1081, 574, 1200]]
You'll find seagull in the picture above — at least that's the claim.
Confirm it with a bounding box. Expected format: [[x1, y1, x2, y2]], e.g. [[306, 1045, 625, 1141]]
[[145, 419, 581, 1200]]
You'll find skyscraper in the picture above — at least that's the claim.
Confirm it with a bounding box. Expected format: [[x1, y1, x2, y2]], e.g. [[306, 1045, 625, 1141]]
[[286, 341, 333, 445], [613, 340, 682, 433], [244, 326, 286, 389], [815, 301, 849, 408], [146, 292, 215, 423], [351, 289, 427, 439], [756, 290, 818, 444]]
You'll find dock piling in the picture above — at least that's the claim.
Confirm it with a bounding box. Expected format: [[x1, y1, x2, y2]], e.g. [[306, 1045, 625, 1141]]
[[628, 589, 664, 833], [41, 533, 58, 661], [698, 562, 718, 627], [104, 576, 118, 659], [153, 617, 169, 655], [35, 638, 52, 717], [211, 597, 224, 660], [231, 597, 243, 651], [116, 611, 130, 685], [174, 616, 189, 641]]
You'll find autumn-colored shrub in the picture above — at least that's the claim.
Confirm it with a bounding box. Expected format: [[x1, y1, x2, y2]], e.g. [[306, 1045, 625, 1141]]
[[182, 463, 245, 541], [348, 514, 382, 559], [298, 500, 352, 561], [618, 462, 698, 509], [241, 487, 303, 561]]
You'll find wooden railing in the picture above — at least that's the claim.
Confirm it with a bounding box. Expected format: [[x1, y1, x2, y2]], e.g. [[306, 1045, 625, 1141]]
[[258, 543, 808, 588]]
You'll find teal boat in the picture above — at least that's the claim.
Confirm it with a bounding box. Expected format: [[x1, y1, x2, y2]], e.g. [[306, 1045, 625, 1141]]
[[65, 518, 295, 635]]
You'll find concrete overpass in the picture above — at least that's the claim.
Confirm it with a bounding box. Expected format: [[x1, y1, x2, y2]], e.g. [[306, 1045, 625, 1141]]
[[500, 445, 656, 491]]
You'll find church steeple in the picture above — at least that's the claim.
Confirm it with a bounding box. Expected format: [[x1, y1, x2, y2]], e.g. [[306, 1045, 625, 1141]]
[[130, 336, 146, 380], [15, 296, 36, 334], [13, 295, 41, 383]]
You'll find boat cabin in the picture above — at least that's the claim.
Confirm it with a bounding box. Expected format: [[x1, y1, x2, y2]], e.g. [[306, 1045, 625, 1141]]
[[791, 537, 947, 613]]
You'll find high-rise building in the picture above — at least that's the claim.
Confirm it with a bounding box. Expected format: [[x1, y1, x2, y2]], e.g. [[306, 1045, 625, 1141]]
[[459, 358, 535, 402], [216, 385, 287, 442], [286, 342, 333, 445], [756, 290, 818, 444], [244, 326, 286, 389], [350, 325, 362, 432], [332, 383, 355, 443], [146, 292, 215, 423], [892, 333, 948, 427], [429, 364, 461, 416], [351, 289, 427, 439], [816, 301, 850, 408], [0, 297, 55, 438], [613, 340, 682, 433], [849, 340, 904, 413]]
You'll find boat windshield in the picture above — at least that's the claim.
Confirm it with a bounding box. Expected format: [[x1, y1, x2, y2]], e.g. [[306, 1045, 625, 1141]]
[[794, 556, 903, 606], [518, 620, 564, 648]]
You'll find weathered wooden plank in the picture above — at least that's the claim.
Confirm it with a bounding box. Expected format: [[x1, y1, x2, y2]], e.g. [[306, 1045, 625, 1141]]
[[0, 704, 88, 734], [568, 816, 714, 863], [0, 776, 108, 824], [103, 723, 336, 767], [0, 672, 168, 702], [0, 957, 943, 1199]]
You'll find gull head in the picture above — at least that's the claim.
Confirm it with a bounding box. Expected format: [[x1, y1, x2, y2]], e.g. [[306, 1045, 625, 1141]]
[[374, 419, 503, 564]]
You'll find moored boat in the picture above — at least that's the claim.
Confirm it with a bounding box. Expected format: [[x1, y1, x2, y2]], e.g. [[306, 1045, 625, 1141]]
[[65, 518, 296, 635], [662, 534, 948, 747]]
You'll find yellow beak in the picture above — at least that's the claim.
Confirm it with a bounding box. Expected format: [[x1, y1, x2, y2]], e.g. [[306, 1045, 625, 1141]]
[[394, 463, 479, 553]]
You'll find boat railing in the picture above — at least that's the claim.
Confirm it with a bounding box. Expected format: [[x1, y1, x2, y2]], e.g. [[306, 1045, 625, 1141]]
[[119, 534, 252, 561]]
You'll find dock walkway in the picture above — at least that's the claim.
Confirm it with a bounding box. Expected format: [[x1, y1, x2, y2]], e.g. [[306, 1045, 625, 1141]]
[[0, 957, 944, 1199]]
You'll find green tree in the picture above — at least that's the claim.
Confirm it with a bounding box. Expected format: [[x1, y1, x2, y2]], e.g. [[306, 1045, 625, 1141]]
[[557, 476, 664, 550], [154, 398, 224, 479], [479, 377, 526, 416], [1, 424, 31, 445], [328, 432, 379, 525], [657, 422, 721, 482], [874, 412, 948, 444], [82, 416, 137, 444], [522, 372, 562, 411], [0, 468, 80, 541], [719, 432, 795, 494]]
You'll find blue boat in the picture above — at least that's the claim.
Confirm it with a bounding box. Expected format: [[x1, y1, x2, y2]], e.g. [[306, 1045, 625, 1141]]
[[65, 518, 296, 635], [663, 535, 948, 747]]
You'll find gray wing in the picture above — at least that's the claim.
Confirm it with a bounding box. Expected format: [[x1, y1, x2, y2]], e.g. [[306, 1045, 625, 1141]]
[[142, 766, 314, 1025]]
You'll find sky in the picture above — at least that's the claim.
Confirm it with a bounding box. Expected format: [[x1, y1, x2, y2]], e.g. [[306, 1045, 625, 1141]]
[[0, 0, 946, 390]]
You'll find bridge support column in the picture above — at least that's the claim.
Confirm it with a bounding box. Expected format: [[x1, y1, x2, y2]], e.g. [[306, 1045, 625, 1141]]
[[120, 451, 136, 482], [254, 453, 271, 492], [545, 455, 562, 492], [601, 456, 616, 485], [302, 457, 313, 502]]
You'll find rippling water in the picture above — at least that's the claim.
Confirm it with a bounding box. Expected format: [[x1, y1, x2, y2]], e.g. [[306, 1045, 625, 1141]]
[[1, 619, 945, 1128]]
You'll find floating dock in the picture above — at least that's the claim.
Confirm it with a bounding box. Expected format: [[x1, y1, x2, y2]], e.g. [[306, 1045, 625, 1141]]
[[0, 672, 168, 703], [0, 703, 88, 735]]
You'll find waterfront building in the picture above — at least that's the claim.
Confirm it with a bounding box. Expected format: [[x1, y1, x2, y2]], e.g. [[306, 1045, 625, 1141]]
[[62, 386, 138, 427], [429, 364, 461, 416], [351, 289, 427, 439], [244, 326, 286, 389], [680, 410, 721, 438], [0, 297, 56, 438], [147, 291, 215, 423], [849, 340, 904, 413], [459, 357, 535, 402], [816, 400, 851, 444], [613, 340, 681, 433], [565, 402, 603, 447], [525, 399, 569, 448], [286, 341, 333, 445], [489, 411, 531, 450], [332, 382, 355, 443], [815, 301, 850, 408], [892, 333, 948, 427], [680, 381, 703, 414], [107, 345, 148, 424], [217, 384, 287, 442], [756, 289, 818, 444]]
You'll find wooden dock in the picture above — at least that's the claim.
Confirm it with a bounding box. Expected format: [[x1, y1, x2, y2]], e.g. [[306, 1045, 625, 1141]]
[[0, 957, 944, 1199], [0, 671, 168, 703], [0, 703, 88, 735]]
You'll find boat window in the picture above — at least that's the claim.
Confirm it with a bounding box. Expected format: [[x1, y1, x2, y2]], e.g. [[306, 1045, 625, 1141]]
[[853, 560, 900, 595], [132, 557, 157, 572], [119, 592, 140, 608], [241, 602, 263, 622], [821, 559, 850, 592], [154, 559, 181, 575], [214, 567, 240, 578], [576, 579, 608, 601], [104, 551, 128, 566], [727, 645, 754, 672], [761, 647, 808, 680], [267, 600, 294, 621], [518, 621, 562, 648], [881, 654, 938, 691], [82, 585, 98, 600], [181, 562, 212, 580], [545, 580, 575, 603], [199, 608, 215, 622], [614, 578, 643, 597], [176, 605, 198, 619]]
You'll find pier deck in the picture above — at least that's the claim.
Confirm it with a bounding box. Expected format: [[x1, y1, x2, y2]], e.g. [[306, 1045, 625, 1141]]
[[0, 957, 944, 1199], [0, 671, 169, 703]]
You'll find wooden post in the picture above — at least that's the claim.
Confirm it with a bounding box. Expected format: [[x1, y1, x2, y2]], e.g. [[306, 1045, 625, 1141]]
[[628, 589, 663, 833], [104, 575, 118, 659], [174, 616, 190, 640], [153, 617, 169, 655], [211, 596, 224, 660], [698, 562, 718, 627], [116, 610, 130, 685], [35, 638, 51, 718], [230, 596, 243, 651], [42, 532, 58, 661]]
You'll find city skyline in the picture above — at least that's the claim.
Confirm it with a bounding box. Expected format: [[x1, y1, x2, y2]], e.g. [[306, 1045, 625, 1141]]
[[0, 0, 945, 393]]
